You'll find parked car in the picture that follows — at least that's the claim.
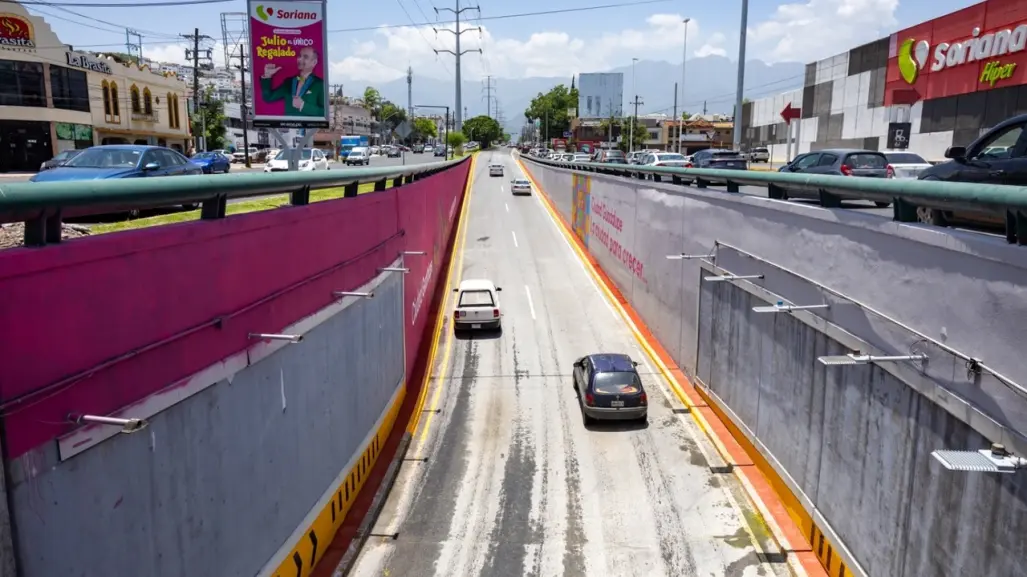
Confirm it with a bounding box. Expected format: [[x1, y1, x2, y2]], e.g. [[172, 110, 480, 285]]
[[412, 144, 425, 153], [232, 147, 258, 163], [573, 353, 648, 425], [489, 163, 504, 176], [39, 149, 84, 172], [511, 178, 532, 195], [916, 112, 1027, 228], [882, 152, 932, 179], [776, 149, 890, 206], [263, 148, 330, 172], [345, 147, 371, 166], [452, 279, 502, 331], [434, 146, 447, 157], [31, 145, 202, 182], [749, 147, 770, 163], [690, 149, 747, 170], [191, 151, 232, 174]]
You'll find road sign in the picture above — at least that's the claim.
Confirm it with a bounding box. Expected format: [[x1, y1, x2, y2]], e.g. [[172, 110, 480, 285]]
[[780, 102, 801, 125], [395, 120, 412, 139], [563, 130, 572, 137]]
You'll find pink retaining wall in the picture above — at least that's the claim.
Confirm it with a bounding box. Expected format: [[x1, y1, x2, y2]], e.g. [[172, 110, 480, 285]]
[[0, 161, 469, 459]]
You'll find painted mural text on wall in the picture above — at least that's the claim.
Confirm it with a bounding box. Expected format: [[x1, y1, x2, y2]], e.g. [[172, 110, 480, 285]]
[[590, 219, 645, 283], [591, 198, 623, 232]]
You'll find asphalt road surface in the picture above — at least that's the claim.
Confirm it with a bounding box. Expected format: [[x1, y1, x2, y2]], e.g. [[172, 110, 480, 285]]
[[348, 149, 795, 577]]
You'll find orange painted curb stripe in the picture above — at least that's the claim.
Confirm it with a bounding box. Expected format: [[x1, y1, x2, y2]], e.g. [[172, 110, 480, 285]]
[[521, 160, 827, 577]]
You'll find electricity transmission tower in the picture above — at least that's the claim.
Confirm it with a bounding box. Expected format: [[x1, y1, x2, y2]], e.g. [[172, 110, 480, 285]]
[[433, 0, 481, 132]]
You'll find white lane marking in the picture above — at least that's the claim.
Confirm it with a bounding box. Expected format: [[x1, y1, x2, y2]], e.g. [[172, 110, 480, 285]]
[[511, 230, 519, 248], [524, 284, 537, 320], [504, 202, 509, 212], [501, 186, 505, 194]]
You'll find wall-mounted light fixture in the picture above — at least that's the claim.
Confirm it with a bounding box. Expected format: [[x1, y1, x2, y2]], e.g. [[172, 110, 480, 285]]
[[400, 251, 427, 256], [334, 291, 374, 298], [704, 274, 764, 282], [753, 301, 829, 314], [931, 443, 1026, 474], [379, 267, 410, 273], [665, 253, 711, 260], [69, 413, 148, 434], [817, 353, 927, 366], [248, 333, 303, 343]]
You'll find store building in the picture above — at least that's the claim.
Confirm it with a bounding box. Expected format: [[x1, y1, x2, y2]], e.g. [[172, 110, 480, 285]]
[[0, 6, 95, 171], [88, 52, 191, 152], [740, 0, 1027, 162]]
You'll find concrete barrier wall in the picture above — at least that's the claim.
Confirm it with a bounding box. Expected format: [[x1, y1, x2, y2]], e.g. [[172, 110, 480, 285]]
[[7, 270, 404, 577], [520, 157, 1027, 577], [0, 159, 471, 576]]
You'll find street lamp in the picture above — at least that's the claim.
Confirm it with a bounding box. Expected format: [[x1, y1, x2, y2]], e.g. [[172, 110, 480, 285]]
[[415, 105, 451, 160], [733, 0, 748, 150], [681, 18, 690, 154]]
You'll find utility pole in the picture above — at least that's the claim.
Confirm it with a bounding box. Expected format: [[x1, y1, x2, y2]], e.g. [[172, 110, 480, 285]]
[[703, 100, 708, 116], [434, 0, 481, 132], [406, 66, 413, 118], [482, 75, 496, 118], [125, 28, 143, 60], [629, 95, 643, 153], [672, 82, 678, 154], [733, 0, 748, 150], [236, 47, 251, 167], [182, 28, 213, 152]]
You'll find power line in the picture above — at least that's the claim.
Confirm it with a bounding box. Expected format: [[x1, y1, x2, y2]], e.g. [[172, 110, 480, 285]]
[[395, 0, 452, 77]]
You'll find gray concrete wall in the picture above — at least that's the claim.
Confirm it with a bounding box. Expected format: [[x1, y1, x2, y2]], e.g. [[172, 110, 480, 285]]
[[4, 271, 405, 577], [521, 157, 1027, 577]]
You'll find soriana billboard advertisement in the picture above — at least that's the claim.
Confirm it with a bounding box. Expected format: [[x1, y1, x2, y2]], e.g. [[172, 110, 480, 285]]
[[885, 0, 1027, 105], [247, 0, 329, 128]]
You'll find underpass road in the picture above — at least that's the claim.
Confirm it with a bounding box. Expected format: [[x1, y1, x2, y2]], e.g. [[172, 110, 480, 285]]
[[348, 150, 796, 577]]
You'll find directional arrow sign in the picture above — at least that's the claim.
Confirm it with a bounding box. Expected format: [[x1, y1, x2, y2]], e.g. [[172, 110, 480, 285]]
[[780, 102, 801, 125]]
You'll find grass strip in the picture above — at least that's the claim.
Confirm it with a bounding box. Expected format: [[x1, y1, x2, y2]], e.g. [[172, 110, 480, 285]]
[[90, 182, 378, 234]]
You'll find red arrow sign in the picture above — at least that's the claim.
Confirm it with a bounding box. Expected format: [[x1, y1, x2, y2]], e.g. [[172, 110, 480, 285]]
[[780, 102, 801, 124]]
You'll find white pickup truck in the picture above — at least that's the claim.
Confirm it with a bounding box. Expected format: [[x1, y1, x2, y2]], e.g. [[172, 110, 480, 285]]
[[232, 147, 258, 163]]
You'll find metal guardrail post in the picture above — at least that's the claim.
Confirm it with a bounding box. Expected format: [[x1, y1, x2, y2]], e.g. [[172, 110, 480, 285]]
[[201, 196, 227, 220], [1007, 210, 1027, 246], [291, 185, 311, 206], [344, 182, 360, 198], [374, 178, 387, 192]]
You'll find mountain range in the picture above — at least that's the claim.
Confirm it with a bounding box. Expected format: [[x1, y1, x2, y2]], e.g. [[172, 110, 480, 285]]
[[350, 56, 805, 135]]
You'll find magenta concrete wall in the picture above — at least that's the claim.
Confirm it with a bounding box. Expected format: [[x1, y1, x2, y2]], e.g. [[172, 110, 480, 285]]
[[0, 160, 470, 459]]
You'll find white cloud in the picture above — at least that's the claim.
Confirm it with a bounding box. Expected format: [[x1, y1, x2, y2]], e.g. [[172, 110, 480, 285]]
[[694, 32, 727, 58], [329, 14, 720, 82], [142, 41, 230, 68], [748, 0, 898, 62]]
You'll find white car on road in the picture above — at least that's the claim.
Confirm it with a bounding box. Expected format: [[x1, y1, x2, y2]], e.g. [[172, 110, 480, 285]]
[[453, 279, 503, 331], [263, 148, 330, 172], [346, 147, 371, 166], [882, 151, 933, 179], [489, 163, 504, 176], [511, 178, 532, 195]]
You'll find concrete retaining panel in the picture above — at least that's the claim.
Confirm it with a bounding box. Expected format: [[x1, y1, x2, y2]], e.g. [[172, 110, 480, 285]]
[[521, 157, 1027, 577], [5, 271, 405, 577]]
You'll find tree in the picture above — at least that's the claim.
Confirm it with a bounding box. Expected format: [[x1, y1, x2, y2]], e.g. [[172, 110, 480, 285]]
[[524, 83, 576, 142], [446, 131, 466, 150], [413, 117, 438, 141], [363, 87, 382, 119], [462, 115, 502, 148], [190, 86, 227, 151], [681, 112, 692, 121]]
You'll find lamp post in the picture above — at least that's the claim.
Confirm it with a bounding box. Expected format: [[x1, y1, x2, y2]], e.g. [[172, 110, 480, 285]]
[[630, 57, 638, 153], [416, 105, 451, 159], [681, 18, 690, 154], [733, 0, 748, 150]]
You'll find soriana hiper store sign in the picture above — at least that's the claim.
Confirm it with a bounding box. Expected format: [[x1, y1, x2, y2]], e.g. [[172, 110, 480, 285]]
[[885, 0, 1027, 105]]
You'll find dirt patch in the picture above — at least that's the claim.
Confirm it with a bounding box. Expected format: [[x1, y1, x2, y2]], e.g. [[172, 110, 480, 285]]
[[1, 222, 91, 249]]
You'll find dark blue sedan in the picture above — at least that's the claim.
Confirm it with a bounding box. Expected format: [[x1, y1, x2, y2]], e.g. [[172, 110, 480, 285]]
[[572, 353, 648, 425], [30, 145, 203, 183], [191, 151, 232, 174]]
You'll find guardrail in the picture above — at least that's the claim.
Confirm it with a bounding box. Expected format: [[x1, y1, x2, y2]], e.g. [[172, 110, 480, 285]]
[[0, 157, 469, 247], [522, 154, 1027, 245]]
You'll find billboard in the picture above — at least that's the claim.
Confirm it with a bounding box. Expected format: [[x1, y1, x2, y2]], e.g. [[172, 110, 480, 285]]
[[884, 0, 1027, 105], [578, 73, 624, 118], [247, 0, 329, 128]]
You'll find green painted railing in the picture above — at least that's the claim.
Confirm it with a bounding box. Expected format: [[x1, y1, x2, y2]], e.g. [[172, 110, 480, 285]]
[[0, 157, 468, 246], [522, 155, 1027, 245]]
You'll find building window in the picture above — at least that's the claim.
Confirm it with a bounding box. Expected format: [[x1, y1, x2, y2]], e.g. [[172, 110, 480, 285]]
[[167, 93, 181, 129], [110, 82, 121, 120], [143, 88, 153, 115], [0, 60, 46, 107], [102, 80, 112, 116], [49, 65, 90, 113], [130, 84, 141, 114]]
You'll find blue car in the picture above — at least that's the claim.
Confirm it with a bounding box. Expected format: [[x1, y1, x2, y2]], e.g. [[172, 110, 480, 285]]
[[30, 145, 203, 183], [190, 151, 232, 174]]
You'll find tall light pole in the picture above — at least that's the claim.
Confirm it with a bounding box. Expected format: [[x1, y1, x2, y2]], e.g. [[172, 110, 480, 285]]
[[629, 57, 638, 153], [733, 0, 748, 150], [680, 17, 690, 153]]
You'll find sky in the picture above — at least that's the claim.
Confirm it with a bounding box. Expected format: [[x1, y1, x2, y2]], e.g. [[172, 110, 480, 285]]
[[28, 0, 979, 84]]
